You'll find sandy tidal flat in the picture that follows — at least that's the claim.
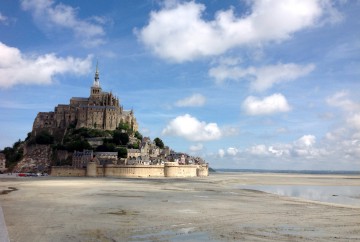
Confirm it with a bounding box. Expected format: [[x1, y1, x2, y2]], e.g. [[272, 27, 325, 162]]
[[1, 173, 360, 241]]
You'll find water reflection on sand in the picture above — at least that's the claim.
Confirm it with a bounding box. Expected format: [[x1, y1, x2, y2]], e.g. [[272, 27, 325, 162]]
[[239, 185, 360, 206]]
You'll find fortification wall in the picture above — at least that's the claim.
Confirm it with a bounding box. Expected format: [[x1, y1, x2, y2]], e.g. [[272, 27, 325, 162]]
[[96, 166, 105, 177], [164, 163, 198, 177], [51, 166, 86, 177], [87, 162, 97, 177], [51, 163, 208, 178], [197, 165, 209, 177], [104, 164, 164, 178]]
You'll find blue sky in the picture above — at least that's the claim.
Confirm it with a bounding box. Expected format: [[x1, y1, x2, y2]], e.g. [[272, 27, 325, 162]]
[[1, 0, 360, 170]]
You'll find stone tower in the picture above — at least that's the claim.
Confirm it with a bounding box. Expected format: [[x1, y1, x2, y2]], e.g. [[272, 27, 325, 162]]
[[90, 62, 102, 97]]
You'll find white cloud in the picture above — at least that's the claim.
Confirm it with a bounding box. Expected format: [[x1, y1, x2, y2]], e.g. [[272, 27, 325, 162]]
[[269, 146, 289, 157], [221, 126, 240, 137], [325, 127, 347, 141], [189, 143, 203, 152], [209, 64, 253, 85], [217, 147, 240, 157], [214, 89, 360, 168], [250, 63, 315, 92], [21, 0, 105, 47], [347, 114, 360, 131], [137, 0, 336, 62], [325, 127, 360, 159], [175, 94, 206, 107], [218, 149, 225, 158], [0, 12, 8, 24], [320, 0, 344, 24], [0, 42, 92, 88], [295, 135, 316, 147], [247, 134, 319, 159], [227, 147, 238, 156], [162, 114, 222, 141], [292, 135, 328, 159], [213, 128, 359, 169], [213, 57, 242, 66], [326, 91, 360, 143], [209, 63, 315, 91], [326, 90, 359, 112], [248, 144, 269, 156], [276, 127, 289, 134], [326, 90, 348, 106], [242, 93, 291, 115]]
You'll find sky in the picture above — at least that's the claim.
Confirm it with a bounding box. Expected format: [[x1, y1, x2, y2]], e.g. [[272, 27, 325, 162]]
[[0, 0, 360, 170]]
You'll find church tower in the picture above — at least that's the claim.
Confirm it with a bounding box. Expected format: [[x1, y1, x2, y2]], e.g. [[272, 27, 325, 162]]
[[90, 62, 102, 97]]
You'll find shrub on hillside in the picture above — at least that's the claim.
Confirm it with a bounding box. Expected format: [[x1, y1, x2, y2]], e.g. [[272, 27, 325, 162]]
[[66, 140, 92, 152], [96, 143, 116, 152], [35, 131, 54, 145]]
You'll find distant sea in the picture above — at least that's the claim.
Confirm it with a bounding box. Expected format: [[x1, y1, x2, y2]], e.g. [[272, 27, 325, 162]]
[[215, 169, 360, 175]]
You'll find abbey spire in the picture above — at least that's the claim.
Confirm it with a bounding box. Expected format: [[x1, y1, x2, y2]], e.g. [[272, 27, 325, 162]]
[[90, 62, 102, 96], [93, 61, 100, 87]]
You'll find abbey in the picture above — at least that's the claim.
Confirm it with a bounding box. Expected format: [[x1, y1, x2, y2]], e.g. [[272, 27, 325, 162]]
[[32, 65, 138, 136]]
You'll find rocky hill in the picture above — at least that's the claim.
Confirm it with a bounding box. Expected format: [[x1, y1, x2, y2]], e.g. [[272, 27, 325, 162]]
[[13, 145, 52, 173], [1, 68, 207, 172]]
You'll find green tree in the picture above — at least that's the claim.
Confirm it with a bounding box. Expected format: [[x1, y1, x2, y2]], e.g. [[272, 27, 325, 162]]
[[25, 132, 32, 141], [127, 142, 139, 149], [113, 130, 129, 145], [2, 141, 24, 170], [13, 139, 22, 149], [71, 127, 108, 138], [154, 137, 164, 149], [116, 147, 128, 158], [117, 121, 130, 131], [134, 131, 143, 141]]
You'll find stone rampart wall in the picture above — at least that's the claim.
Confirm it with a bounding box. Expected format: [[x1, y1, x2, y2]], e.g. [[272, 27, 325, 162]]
[[52, 163, 208, 178], [164, 163, 198, 177], [103, 165, 165, 178], [51, 166, 86, 177]]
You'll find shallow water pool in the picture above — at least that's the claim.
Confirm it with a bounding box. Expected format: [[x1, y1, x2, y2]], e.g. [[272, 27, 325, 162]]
[[239, 185, 360, 207]]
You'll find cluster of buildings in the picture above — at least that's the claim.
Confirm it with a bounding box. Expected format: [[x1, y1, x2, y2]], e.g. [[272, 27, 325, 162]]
[[54, 134, 209, 178], [73, 136, 206, 168]]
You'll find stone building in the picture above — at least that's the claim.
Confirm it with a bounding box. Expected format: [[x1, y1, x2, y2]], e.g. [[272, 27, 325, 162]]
[[95, 152, 118, 165], [0, 153, 6, 172], [72, 150, 118, 168], [72, 150, 93, 168], [127, 149, 141, 159], [32, 64, 138, 138]]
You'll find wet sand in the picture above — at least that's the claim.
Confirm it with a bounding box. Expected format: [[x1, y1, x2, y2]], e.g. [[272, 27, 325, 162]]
[[1, 173, 360, 241]]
